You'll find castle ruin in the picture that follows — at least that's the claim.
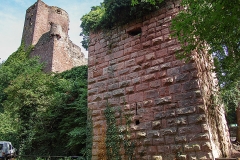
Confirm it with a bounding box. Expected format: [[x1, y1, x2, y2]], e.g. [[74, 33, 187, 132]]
[[22, 0, 87, 73], [88, 0, 232, 159]]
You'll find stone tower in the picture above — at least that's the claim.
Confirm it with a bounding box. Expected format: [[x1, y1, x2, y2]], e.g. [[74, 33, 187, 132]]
[[88, 0, 232, 159], [22, 0, 87, 73]]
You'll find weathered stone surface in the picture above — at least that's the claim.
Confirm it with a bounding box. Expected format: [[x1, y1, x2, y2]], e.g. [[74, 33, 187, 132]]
[[155, 96, 172, 105], [87, 0, 231, 159]]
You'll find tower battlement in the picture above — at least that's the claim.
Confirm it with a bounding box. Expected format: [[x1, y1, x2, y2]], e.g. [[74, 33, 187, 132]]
[[22, 0, 87, 73]]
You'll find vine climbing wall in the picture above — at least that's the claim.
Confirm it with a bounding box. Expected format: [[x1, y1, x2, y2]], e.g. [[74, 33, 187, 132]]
[[87, 0, 232, 159]]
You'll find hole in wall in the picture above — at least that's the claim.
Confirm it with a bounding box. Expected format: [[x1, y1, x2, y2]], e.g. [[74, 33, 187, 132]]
[[56, 9, 62, 14], [127, 27, 142, 36], [135, 119, 140, 125]]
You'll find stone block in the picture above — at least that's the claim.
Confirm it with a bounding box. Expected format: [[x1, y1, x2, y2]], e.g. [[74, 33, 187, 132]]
[[128, 92, 143, 103], [155, 96, 172, 105], [103, 92, 112, 99], [183, 79, 200, 91], [108, 83, 119, 91], [147, 130, 161, 138], [174, 92, 195, 101], [146, 33, 155, 41], [167, 66, 181, 76], [184, 143, 201, 152], [152, 120, 161, 129], [136, 83, 149, 91], [167, 117, 187, 126], [143, 138, 152, 145], [126, 72, 139, 80], [189, 133, 209, 141], [152, 58, 164, 66], [188, 114, 206, 124], [160, 62, 172, 69], [182, 63, 197, 72], [156, 48, 168, 58], [150, 80, 161, 88], [142, 73, 156, 82], [131, 65, 142, 72], [165, 135, 175, 144], [92, 94, 102, 102], [157, 145, 170, 153], [201, 142, 212, 152], [176, 106, 196, 115], [146, 66, 160, 74], [175, 73, 190, 82], [153, 138, 165, 145], [161, 127, 177, 136], [175, 135, 187, 143], [126, 86, 135, 94], [179, 125, 202, 134], [88, 88, 98, 95], [169, 84, 182, 94], [152, 36, 164, 46], [125, 59, 136, 67], [196, 152, 213, 160], [136, 131, 147, 138], [170, 144, 182, 152], [162, 77, 174, 85], [136, 56, 145, 64], [112, 88, 125, 96], [152, 155, 163, 160], [142, 62, 151, 69], [145, 89, 159, 99], [119, 80, 131, 88], [143, 100, 154, 107], [142, 41, 152, 48]]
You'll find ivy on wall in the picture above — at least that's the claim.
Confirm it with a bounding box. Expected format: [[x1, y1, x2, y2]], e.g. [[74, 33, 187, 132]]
[[104, 103, 135, 160]]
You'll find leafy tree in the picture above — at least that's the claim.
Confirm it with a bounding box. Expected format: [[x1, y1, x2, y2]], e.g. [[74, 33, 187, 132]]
[[3, 65, 88, 156], [1, 43, 89, 156]]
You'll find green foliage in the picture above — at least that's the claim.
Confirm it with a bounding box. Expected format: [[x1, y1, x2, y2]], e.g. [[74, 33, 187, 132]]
[[0, 43, 89, 157], [131, 0, 163, 5], [0, 43, 42, 111], [171, 0, 240, 86], [80, 0, 164, 50], [104, 103, 135, 160], [170, 0, 240, 123], [104, 103, 121, 160], [85, 109, 93, 160]]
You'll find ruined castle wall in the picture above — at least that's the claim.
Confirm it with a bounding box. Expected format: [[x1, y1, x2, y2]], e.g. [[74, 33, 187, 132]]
[[30, 33, 54, 72], [48, 6, 69, 35], [22, 0, 87, 73], [32, 1, 49, 46], [88, 0, 231, 159], [22, 2, 38, 47]]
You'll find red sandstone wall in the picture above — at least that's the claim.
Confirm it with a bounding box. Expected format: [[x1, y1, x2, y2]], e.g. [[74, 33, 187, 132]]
[[88, 0, 231, 159]]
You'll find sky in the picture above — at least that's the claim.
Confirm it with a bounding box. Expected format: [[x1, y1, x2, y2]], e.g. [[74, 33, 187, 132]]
[[0, 0, 103, 61]]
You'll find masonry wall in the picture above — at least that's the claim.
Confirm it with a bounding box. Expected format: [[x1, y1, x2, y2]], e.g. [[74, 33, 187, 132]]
[[22, 0, 87, 73], [88, 0, 231, 159]]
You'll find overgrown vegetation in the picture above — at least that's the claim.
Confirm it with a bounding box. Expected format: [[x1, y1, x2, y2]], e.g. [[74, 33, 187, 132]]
[[0, 43, 89, 157], [170, 0, 240, 124], [80, 0, 164, 50], [104, 103, 135, 160]]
